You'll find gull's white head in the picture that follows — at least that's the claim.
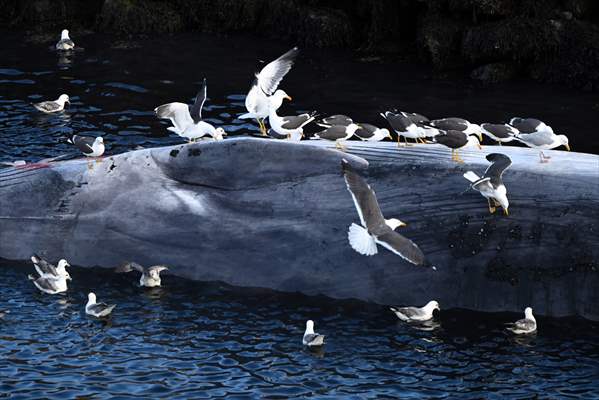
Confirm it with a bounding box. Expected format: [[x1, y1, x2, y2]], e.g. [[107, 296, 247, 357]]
[[57, 259, 70, 271], [64, 271, 72, 281], [426, 300, 440, 311], [347, 123, 361, 136], [467, 135, 482, 150], [524, 307, 534, 319], [149, 269, 160, 279], [305, 320, 315, 334], [215, 127, 226, 141], [87, 292, 97, 304], [270, 90, 292, 111], [385, 218, 407, 230], [58, 94, 70, 105], [495, 185, 509, 216], [94, 137, 104, 146], [557, 134, 570, 151], [61, 29, 70, 40], [380, 128, 392, 140]]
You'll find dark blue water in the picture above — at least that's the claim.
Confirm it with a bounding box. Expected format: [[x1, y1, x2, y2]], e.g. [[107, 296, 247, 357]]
[[1, 32, 599, 398]]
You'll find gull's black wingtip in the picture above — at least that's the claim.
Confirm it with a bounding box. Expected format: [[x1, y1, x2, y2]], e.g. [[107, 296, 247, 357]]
[[486, 153, 511, 163]]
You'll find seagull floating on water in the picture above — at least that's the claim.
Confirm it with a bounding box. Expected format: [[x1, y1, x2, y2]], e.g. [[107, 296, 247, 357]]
[[390, 300, 440, 322], [480, 123, 518, 145], [28, 273, 70, 295], [85, 292, 116, 318], [268, 108, 316, 141], [240, 47, 299, 135], [433, 130, 481, 163], [342, 159, 425, 265], [506, 307, 537, 335], [463, 153, 512, 216], [312, 123, 360, 149], [303, 320, 325, 347], [68, 135, 105, 157], [155, 78, 226, 142], [116, 262, 169, 287], [33, 94, 70, 113], [31, 254, 71, 280], [354, 123, 391, 142], [56, 29, 75, 51]]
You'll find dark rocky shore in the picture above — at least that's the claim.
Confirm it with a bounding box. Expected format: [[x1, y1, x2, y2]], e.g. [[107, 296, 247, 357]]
[[1, 0, 598, 90]]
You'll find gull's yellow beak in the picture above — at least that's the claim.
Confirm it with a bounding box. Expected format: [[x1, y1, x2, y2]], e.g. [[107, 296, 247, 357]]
[[477, 133, 483, 142], [565, 144, 571, 151], [504, 208, 509, 216], [399, 221, 407, 227], [387, 133, 392, 139], [285, 95, 292, 101]]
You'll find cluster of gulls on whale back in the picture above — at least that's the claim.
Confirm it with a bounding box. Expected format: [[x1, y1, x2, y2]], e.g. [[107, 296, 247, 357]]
[[12, 29, 559, 342]]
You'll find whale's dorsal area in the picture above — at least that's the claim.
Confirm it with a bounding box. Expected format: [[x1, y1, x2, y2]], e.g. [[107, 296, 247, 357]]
[[151, 138, 369, 190]]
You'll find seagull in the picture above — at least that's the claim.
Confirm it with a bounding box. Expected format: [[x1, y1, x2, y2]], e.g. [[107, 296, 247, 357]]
[[33, 94, 70, 113], [85, 292, 116, 318], [512, 131, 570, 163], [354, 123, 392, 142], [316, 114, 353, 128], [380, 111, 425, 146], [390, 300, 440, 322], [155, 78, 226, 142], [240, 47, 299, 135], [31, 254, 71, 279], [28, 274, 70, 295], [115, 262, 169, 287], [68, 135, 105, 157], [463, 153, 511, 215], [303, 320, 325, 347], [268, 108, 316, 141], [509, 117, 553, 134], [342, 159, 425, 265], [311, 123, 361, 149], [429, 118, 483, 141], [56, 29, 75, 51], [506, 307, 537, 335], [480, 123, 519, 145], [433, 130, 481, 163]]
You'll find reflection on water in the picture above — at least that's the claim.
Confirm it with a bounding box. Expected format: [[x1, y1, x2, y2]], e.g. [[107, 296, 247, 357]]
[[0, 262, 598, 398]]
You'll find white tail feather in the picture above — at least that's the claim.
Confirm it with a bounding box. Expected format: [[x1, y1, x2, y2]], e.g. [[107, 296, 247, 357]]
[[238, 113, 254, 119], [348, 223, 378, 256], [463, 171, 480, 183]]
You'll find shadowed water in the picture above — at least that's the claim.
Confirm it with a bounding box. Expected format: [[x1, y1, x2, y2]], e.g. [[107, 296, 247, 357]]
[[1, 32, 599, 398]]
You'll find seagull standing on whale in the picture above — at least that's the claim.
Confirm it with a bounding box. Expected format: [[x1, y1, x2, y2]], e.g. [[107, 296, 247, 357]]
[[463, 153, 512, 215], [480, 123, 518, 145], [155, 78, 226, 142], [312, 123, 361, 149], [433, 130, 481, 163], [240, 47, 299, 135], [268, 109, 316, 141], [68, 135, 105, 157], [33, 94, 70, 113], [116, 262, 169, 287], [342, 159, 425, 265]]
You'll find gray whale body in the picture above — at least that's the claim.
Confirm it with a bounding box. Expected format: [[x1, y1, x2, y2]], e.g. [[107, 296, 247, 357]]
[[1, 138, 598, 320]]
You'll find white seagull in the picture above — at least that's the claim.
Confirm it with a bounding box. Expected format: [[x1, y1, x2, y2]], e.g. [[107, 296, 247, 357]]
[[390, 300, 440, 322], [155, 78, 226, 142], [380, 111, 431, 146], [33, 94, 70, 113], [463, 153, 512, 215], [240, 47, 299, 135], [354, 123, 392, 142], [68, 135, 105, 157], [85, 292, 116, 318], [342, 159, 425, 265], [506, 307, 537, 335], [513, 131, 570, 163], [28, 273, 70, 295], [268, 108, 316, 141], [303, 320, 325, 347], [56, 29, 75, 51], [115, 262, 169, 288], [311, 123, 361, 149], [31, 254, 71, 280]]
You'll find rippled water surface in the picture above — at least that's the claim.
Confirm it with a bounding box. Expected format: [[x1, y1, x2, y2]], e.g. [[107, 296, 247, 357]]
[[1, 32, 598, 398]]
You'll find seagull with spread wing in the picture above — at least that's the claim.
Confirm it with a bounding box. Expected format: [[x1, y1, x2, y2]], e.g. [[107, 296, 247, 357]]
[[463, 153, 512, 215], [155, 78, 226, 142], [240, 47, 299, 135], [115, 261, 169, 288], [342, 160, 425, 265]]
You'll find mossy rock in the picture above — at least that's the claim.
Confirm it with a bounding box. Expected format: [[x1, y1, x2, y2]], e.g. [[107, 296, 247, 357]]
[[99, 0, 184, 34]]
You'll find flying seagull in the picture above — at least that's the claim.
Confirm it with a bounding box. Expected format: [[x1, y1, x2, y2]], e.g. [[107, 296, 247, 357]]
[[31, 254, 71, 280], [463, 153, 511, 215], [316, 114, 353, 128], [115, 262, 169, 287], [85, 292, 116, 318], [56, 29, 75, 50], [311, 123, 361, 150], [240, 47, 299, 135], [480, 123, 518, 145], [268, 108, 316, 141], [390, 300, 440, 322], [68, 135, 105, 157], [303, 320, 325, 347], [342, 159, 425, 265], [33, 94, 70, 113], [28, 274, 70, 295], [354, 123, 392, 142], [155, 78, 226, 142], [506, 307, 537, 335], [512, 131, 570, 163], [433, 130, 481, 163]]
